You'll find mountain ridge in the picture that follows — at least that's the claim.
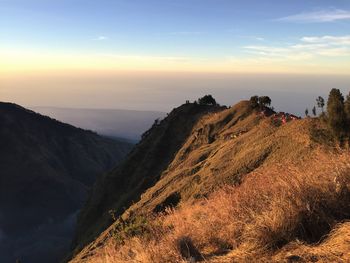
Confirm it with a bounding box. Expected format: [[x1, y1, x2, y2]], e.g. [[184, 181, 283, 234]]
[[69, 99, 350, 262]]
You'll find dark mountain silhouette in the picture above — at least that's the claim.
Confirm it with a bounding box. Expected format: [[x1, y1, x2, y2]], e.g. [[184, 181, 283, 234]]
[[0, 102, 132, 263]]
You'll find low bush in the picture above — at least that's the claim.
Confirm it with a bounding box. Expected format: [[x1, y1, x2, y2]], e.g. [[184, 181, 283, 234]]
[[110, 215, 150, 245]]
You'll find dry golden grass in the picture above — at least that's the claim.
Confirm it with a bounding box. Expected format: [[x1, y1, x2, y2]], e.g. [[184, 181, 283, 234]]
[[86, 152, 350, 263], [268, 222, 350, 262], [122, 105, 313, 221]]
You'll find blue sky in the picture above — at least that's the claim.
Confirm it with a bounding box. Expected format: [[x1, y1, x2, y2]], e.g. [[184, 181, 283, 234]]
[[1, 0, 350, 111], [1, 0, 350, 73]]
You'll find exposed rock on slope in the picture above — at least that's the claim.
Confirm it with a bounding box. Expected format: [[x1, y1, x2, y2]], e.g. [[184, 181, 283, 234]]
[[0, 102, 132, 263]]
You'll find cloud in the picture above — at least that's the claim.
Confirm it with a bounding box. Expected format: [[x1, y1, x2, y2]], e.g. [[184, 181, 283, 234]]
[[169, 31, 204, 36], [93, 36, 108, 41], [99, 53, 191, 62], [255, 37, 265, 41], [243, 35, 350, 61], [277, 9, 350, 23], [301, 35, 350, 45], [238, 35, 265, 41]]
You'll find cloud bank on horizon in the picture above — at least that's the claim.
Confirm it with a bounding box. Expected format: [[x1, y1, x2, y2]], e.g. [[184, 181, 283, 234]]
[[0, 1, 349, 75]]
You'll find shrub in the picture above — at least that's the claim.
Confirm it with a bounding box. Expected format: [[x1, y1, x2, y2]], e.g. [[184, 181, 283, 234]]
[[249, 96, 259, 109], [309, 126, 335, 147], [111, 215, 150, 245]]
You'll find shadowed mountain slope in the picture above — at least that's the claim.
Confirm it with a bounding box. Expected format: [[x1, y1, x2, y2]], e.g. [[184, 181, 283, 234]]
[[0, 102, 132, 263]]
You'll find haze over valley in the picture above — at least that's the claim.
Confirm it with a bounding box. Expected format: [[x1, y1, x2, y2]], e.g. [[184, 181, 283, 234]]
[[3, 72, 350, 119], [32, 107, 165, 141]]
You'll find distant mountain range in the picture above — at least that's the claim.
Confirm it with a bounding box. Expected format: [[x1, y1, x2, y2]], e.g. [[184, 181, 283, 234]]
[[32, 107, 166, 142], [0, 102, 132, 263]]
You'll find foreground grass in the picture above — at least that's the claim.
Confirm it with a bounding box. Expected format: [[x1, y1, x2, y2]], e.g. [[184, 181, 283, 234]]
[[91, 153, 350, 263]]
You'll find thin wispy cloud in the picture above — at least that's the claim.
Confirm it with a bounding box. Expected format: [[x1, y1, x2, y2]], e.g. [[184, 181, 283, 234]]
[[98, 53, 192, 62], [169, 31, 204, 36], [301, 35, 350, 45], [93, 36, 108, 41], [238, 35, 265, 41], [243, 35, 350, 61], [277, 9, 350, 23], [255, 37, 265, 41]]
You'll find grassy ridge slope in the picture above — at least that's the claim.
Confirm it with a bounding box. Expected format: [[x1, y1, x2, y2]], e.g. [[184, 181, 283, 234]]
[[71, 103, 226, 255], [70, 100, 350, 262]]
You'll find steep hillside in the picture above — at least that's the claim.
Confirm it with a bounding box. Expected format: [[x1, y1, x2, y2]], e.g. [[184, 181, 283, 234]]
[[71, 103, 226, 253], [0, 102, 132, 263], [69, 100, 350, 262]]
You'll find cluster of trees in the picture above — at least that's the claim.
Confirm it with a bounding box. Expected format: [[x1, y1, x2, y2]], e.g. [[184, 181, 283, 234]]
[[307, 89, 350, 140], [249, 95, 272, 109], [184, 95, 218, 106], [305, 96, 325, 117], [188, 90, 350, 142], [197, 95, 217, 106], [326, 89, 350, 139]]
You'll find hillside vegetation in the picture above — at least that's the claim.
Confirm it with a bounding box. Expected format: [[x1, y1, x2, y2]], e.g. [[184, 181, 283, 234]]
[[70, 96, 350, 263]]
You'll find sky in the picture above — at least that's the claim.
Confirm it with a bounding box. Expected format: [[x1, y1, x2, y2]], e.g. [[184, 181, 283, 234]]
[[1, 0, 350, 74], [0, 0, 350, 112]]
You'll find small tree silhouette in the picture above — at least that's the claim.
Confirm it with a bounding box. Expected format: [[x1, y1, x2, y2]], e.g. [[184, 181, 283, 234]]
[[316, 96, 325, 113], [305, 108, 309, 117], [345, 92, 350, 132], [312, 106, 316, 116]]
